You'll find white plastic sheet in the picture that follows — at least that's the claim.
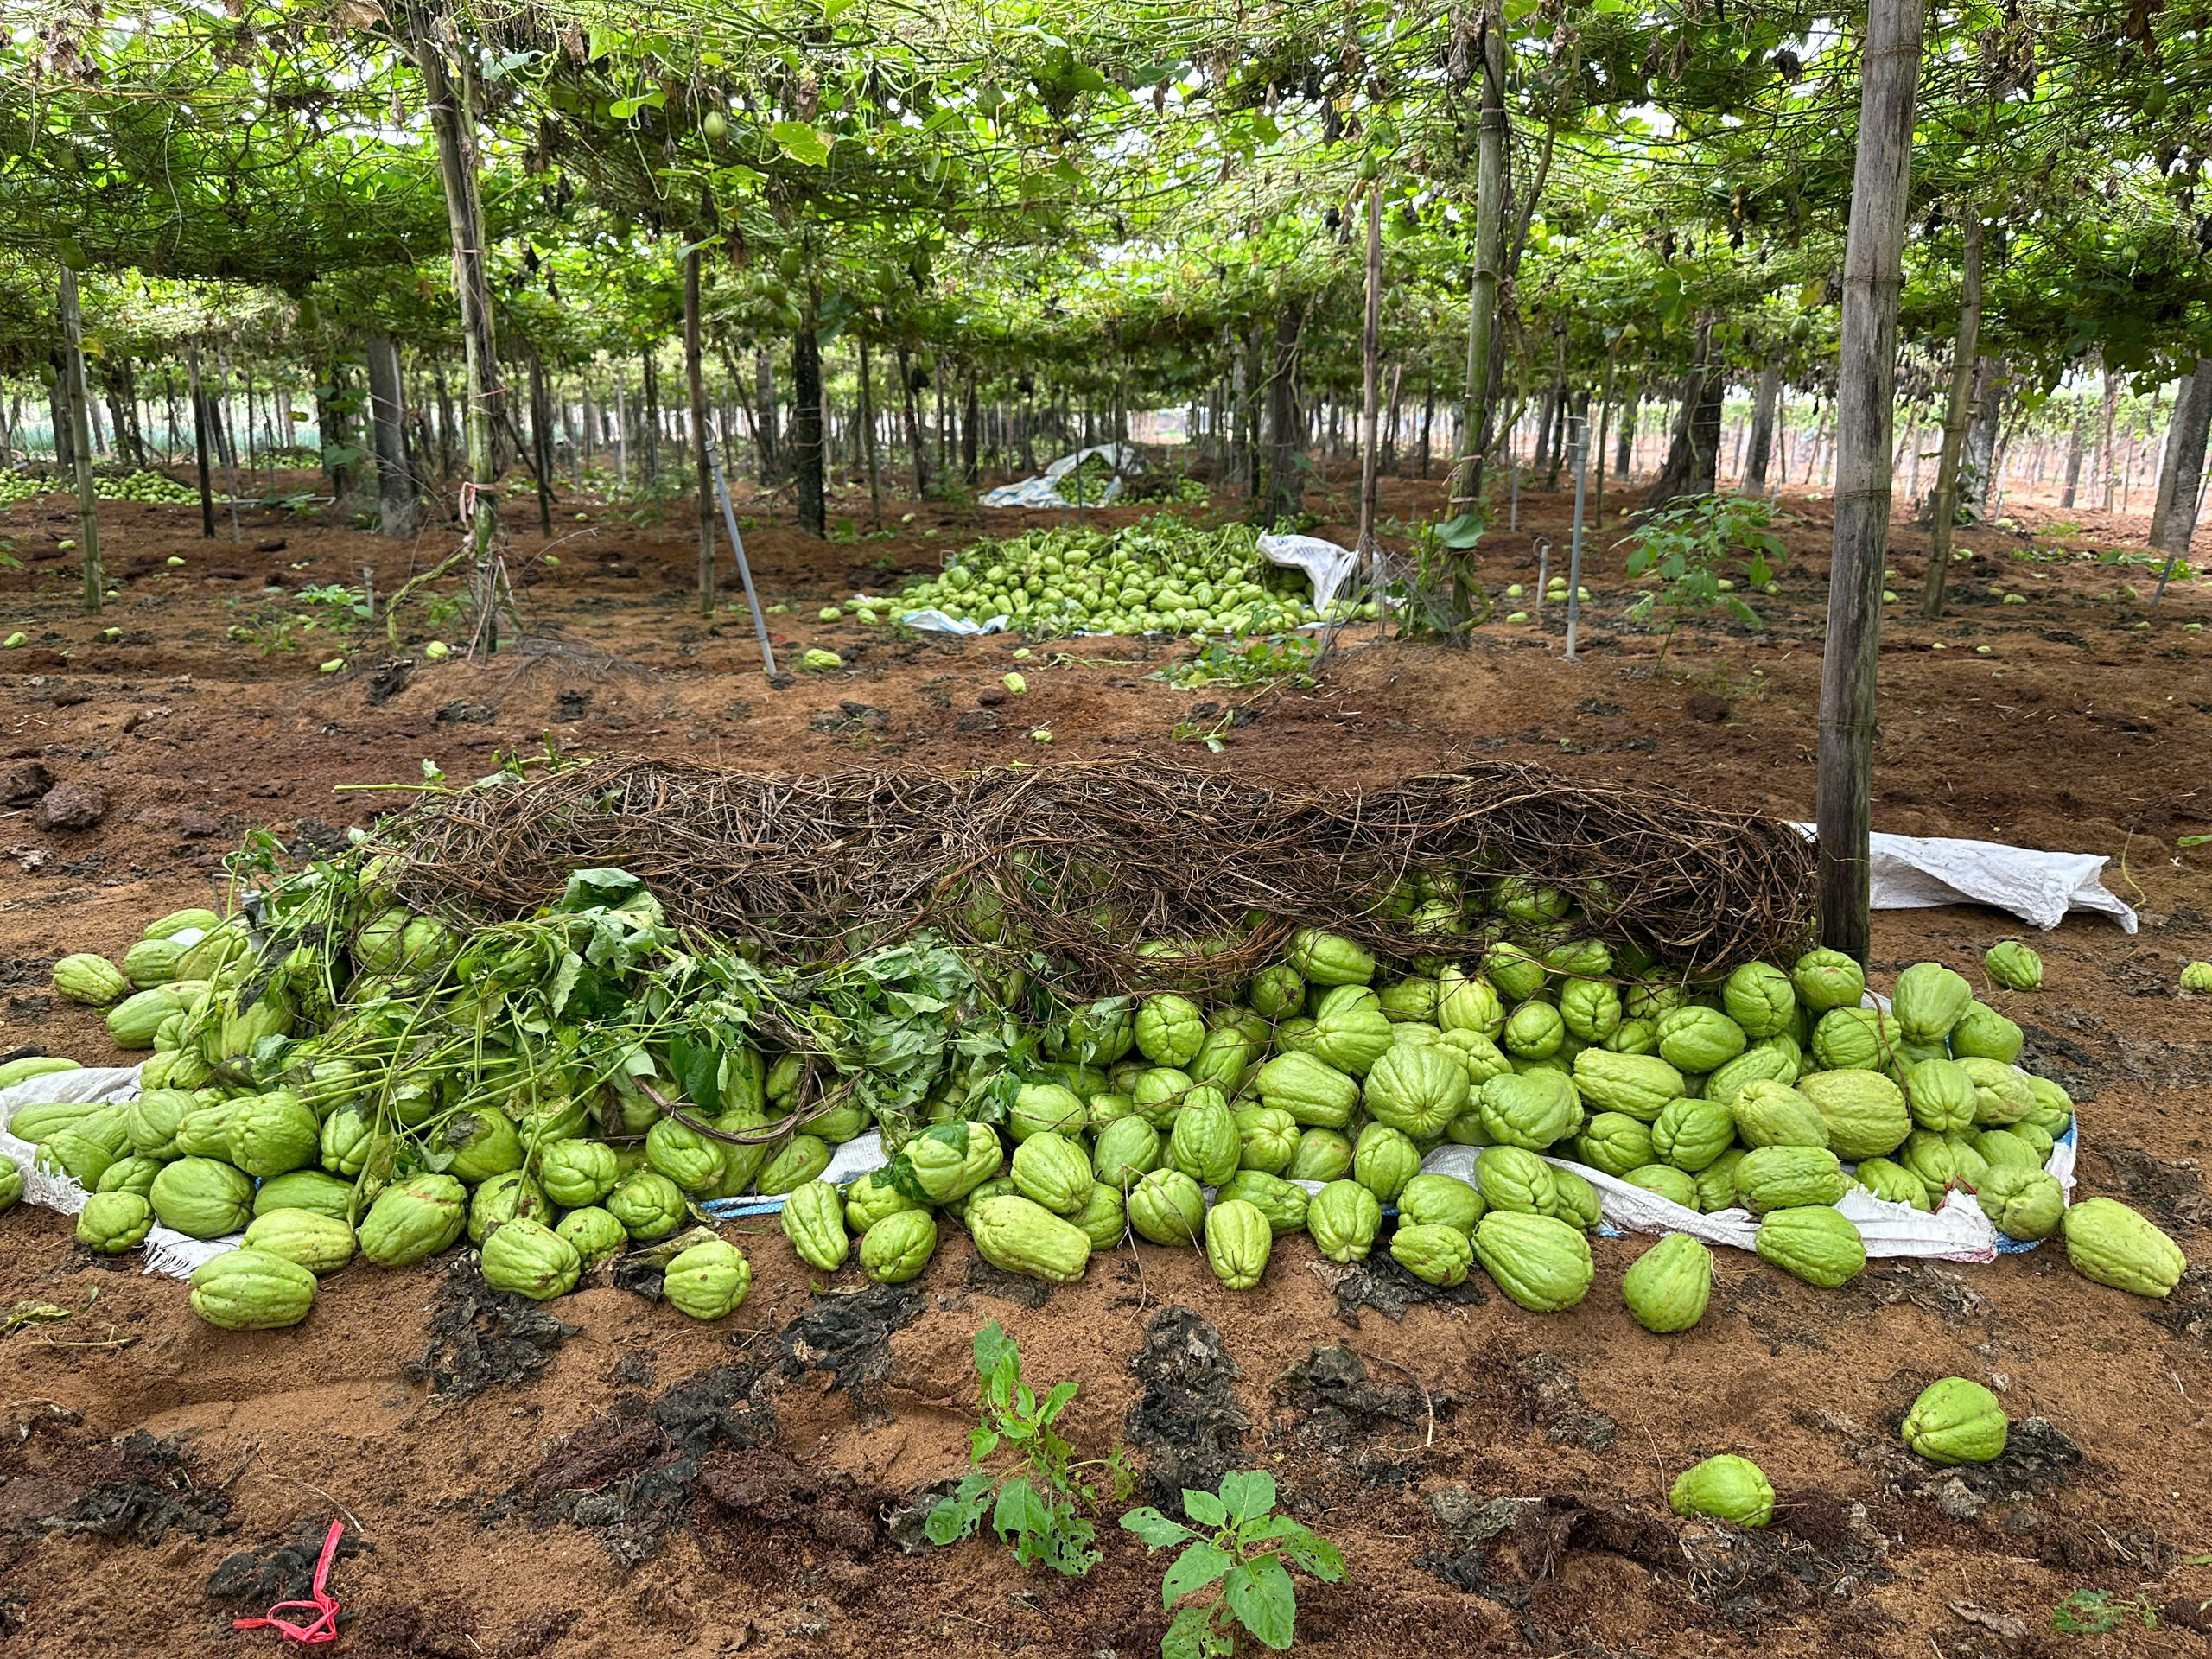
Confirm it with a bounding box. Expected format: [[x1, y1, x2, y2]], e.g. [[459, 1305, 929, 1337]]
[[1, 1065, 238, 1279], [981, 443, 1140, 510], [1789, 823, 2136, 933], [1255, 533, 1362, 613]]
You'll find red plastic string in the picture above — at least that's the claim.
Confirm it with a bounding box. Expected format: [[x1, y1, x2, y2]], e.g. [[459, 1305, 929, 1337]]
[[232, 1518, 346, 1645]]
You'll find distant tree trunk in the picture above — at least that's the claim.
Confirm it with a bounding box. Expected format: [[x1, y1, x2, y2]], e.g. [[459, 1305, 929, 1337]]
[[365, 333, 416, 538], [858, 335, 884, 531], [2099, 367, 2120, 512], [896, 345, 931, 497], [1455, 2, 1508, 507], [1416, 375, 1436, 479], [683, 249, 713, 613], [1230, 330, 1252, 497], [411, 15, 506, 650], [2150, 369, 2201, 547], [1817, 0, 1926, 963], [752, 347, 779, 482], [1643, 321, 1719, 507], [57, 266, 102, 614], [791, 322, 825, 538], [1745, 359, 1782, 495], [1961, 354, 2004, 514], [1614, 389, 1637, 475], [639, 349, 660, 484], [188, 342, 214, 537], [48, 366, 73, 469], [1357, 183, 1384, 556], [524, 350, 554, 536], [2153, 359, 2212, 561], [2060, 403, 2085, 508], [1261, 302, 1303, 526], [1918, 217, 1985, 619], [961, 366, 980, 486]]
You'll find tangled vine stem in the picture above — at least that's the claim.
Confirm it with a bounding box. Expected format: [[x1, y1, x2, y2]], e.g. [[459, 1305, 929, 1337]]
[[369, 755, 1816, 995]]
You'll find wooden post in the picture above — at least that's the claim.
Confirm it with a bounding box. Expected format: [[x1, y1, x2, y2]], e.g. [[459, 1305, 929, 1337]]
[[858, 334, 883, 531], [1921, 213, 1983, 619], [57, 265, 102, 614], [187, 340, 215, 538], [1357, 182, 1383, 561], [414, 21, 507, 654], [1591, 337, 1620, 531], [685, 248, 714, 613], [1453, 0, 1506, 510], [526, 349, 554, 535], [1816, 0, 1929, 963]]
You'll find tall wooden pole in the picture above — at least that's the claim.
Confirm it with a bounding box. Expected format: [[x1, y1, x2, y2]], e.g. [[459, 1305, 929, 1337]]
[[1816, 0, 1929, 963], [1452, 0, 1506, 512], [412, 13, 505, 653], [685, 248, 714, 614], [1920, 214, 1983, 620], [187, 341, 215, 538], [57, 265, 102, 614], [1356, 181, 1383, 561]]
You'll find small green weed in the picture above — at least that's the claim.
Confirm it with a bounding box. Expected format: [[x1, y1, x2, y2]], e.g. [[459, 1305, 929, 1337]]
[[1122, 1469, 1345, 1657]]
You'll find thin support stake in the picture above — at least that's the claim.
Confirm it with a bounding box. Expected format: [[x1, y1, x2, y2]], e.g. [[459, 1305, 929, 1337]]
[[707, 425, 776, 677], [1567, 416, 1589, 661]]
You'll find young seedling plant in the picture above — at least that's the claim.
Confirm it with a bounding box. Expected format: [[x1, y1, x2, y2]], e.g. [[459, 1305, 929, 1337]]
[[925, 1321, 1134, 1576], [1121, 1469, 1345, 1657]]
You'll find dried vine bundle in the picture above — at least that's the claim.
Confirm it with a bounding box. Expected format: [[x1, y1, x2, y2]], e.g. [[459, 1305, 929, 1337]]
[[371, 756, 1815, 994]]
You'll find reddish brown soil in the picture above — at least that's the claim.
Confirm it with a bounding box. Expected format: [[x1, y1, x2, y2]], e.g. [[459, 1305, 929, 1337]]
[[3, 461, 2209, 1659]]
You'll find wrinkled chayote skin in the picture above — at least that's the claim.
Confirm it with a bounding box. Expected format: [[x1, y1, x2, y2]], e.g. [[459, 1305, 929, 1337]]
[[482, 1217, 582, 1300], [2062, 1197, 2185, 1298], [663, 1238, 753, 1318], [1205, 1198, 1274, 1289], [781, 1180, 851, 1272], [1306, 1179, 1382, 1262], [1669, 1454, 1776, 1527], [1390, 1222, 1474, 1287], [1127, 1168, 1207, 1247], [860, 1210, 939, 1283], [1901, 1377, 2008, 1465], [1622, 1232, 1713, 1333]]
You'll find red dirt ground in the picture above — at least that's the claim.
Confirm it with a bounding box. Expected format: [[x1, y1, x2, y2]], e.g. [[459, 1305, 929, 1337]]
[[2, 459, 2209, 1658]]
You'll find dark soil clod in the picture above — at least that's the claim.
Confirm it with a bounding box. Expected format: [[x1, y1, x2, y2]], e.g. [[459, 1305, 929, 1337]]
[[1125, 1307, 1249, 1503], [207, 1517, 367, 1608], [775, 1281, 926, 1422], [410, 1259, 582, 1403]]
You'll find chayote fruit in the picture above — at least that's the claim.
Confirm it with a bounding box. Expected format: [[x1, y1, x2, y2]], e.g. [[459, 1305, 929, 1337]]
[[78, 1190, 154, 1254], [1306, 1179, 1382, 1262], [860, 1209, 939, 1283], [1169, 1089, 1241, 1188], [1902, 1058, 1978, 1133], [1548, 1166, 1603, 1231], [1362, 1042, 1469, 1141], [1473, 1211, 1593, 1311], [149, 1155, 255, 1240], [967, 1193, 1091, 1284], [1351, 1122, 1421, 1203], [1478, 1069, 1582, 1151], [1252, 1052, 1361, 1129], [601, 1176, 685, 1238], [1232, 1105, 1300, 1176], [242, 1208, 357, 1274], [554, 1205, 628, 1266], [1009, 1130, 1095, 1217], [1308, 985, 1395, 1077], [1650, 1096, 1733, 1173], [1069, 1182, 1127, 1250], [1283, 1128, 1353, 1183], [1790, 949, 1866, 1014], [756, 1134, 833, 1196], [360, 1173, 467, 1268], [1396, 1172, 1484, 1236], [1622, 1232, 1713, 1333], [664, 1237, 753, 1318], [1721, 963, 1796, 1039], [1949, 1001, 2024, 1064], [1624, 1164, 1699, 1209], [1796, 1069, 1910, 1161], [1732, 1079, 1829, 1149], [1217, 1170, 1310, 1237], [1894, 961, 1974, 1043], [468, 1170, 550, 1245], [1694, 1148, 1747, 1213], [53, 952, 129, 1007], [1656, 1006, 1748, 1075], [189, 1247, 318, 1330], [1902, 1377, 2008, 1465], [1390, 1222, 1473, 1286], [539, 1137, 620, 1207], [1094, 1117, 1163, 1192], [1249, 963, 1306, 1020], [1734, 1145, 1847, 1215], [1853, 1157, 1930, 1211], [644, 1117, 729, 1195], [1577, 1112, 1655, 1178], [1501, 1000, 1567, 1061], [1205, 1198, 1274, 1288], [1126, 1168, 1206, 1247], [781, 1180, 851, 1272], [1669, 1453, 1775, 1527], [1377, 976, 1440, 1025], [482, 1217, 582, 1300], [1955, 1057, 2033, 1127], [1135, 994, 1206, 1067], [1287, 928, 1376, 987], [896, 1120, 1005, 1205], [1475, 1145, 1557, 1216], [1754, 1205, 1866, 1287], [1983, 941, 2042, 992], [2062, 1197, 2184, 1297], [1436, 966, 1505, 1039], [843, 1168, 923, 1234]]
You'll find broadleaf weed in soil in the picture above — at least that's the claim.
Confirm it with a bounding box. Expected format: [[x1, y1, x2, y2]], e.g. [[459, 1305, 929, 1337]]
[[1122, 1468, 1344, 1657], [924, 1320, 1135, 1577]]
